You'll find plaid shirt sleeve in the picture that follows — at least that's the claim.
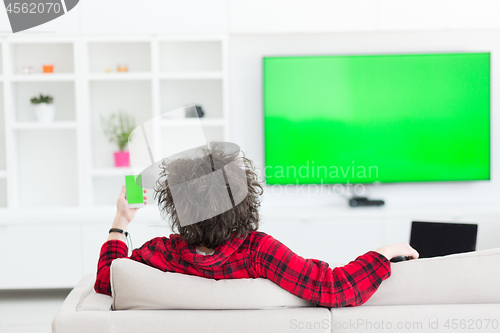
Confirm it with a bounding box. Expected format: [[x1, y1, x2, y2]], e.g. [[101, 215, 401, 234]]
[[94, 238, 168, 295], [252, 234, 391, 307], [94, 240, 129, 295]]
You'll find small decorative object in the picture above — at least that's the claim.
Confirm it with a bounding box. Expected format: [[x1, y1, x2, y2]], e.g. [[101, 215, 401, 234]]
[[42, 64, 54, 73], [105, 68, 112, 73], [21, 66, 34, 75], [100, 111, 135, 167], [185, 104, 205, 118], [117, 64, 128, 72], [30, 94, 55, 123]]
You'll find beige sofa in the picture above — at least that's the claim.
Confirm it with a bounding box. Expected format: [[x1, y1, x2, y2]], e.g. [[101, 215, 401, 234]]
[[53, 247, 500, 333]]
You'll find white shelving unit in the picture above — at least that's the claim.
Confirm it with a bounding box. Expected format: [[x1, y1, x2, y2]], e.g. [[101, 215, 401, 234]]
[[0, 34, 228, 211], [0, 34, 228, 289]]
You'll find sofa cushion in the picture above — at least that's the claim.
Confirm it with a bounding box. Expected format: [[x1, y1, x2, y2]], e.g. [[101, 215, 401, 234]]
[[110, 258, 314, 310], [364, 247, 500, 306]]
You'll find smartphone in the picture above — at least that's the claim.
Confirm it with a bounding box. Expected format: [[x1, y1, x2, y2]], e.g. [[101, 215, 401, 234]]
[[125, 172, 144, 208]]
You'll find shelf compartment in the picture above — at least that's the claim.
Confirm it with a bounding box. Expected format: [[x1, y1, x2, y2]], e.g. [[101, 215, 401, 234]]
[[160, 79, 223, 118], [159, 41, 222, 73], [88, 42, 151, 73], [13, 82, 76, 122], [90, 80, 153, 168], [15, 130, 79, 207], [10, 43, 74, 74]]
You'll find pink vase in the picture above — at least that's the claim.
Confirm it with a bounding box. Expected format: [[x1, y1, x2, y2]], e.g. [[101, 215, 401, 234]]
[[114, 151, 130, 167]]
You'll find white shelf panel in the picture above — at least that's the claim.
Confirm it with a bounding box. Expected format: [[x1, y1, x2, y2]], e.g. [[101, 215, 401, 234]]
[[88, 42, 151, 73], [12, 121, 77, 130], [160, 118, 225, 127], [92, 168, 132, 177], [13, 81, 76, 122], [88, 72, 152, 81], [11, 74, 75, 82], [159, 72, 223, 80], [0, 170, 7, 178]]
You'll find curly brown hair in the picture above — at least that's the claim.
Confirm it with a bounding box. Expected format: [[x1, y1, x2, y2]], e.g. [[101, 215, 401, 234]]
[[154, 143, 263, 249]]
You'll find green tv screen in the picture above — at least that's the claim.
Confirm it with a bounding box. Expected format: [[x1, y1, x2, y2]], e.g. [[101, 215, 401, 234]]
[[263, 53, 490, 185]]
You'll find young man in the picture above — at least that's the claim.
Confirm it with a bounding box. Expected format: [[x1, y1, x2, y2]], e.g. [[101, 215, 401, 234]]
[[95, 146, 418, 307]]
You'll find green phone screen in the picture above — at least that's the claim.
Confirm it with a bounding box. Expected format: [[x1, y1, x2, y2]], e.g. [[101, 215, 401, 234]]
[[125, 175, 143, 204]]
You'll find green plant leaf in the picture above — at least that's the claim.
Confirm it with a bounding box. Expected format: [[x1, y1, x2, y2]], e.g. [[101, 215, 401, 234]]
[[100, 111, 136, 151]]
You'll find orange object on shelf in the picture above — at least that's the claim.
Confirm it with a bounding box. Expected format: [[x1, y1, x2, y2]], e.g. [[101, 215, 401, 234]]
[[117, 65, 128, 72], [43, 64, 54, 73]]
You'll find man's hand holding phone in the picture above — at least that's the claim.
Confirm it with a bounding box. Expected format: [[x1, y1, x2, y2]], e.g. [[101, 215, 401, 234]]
[[117, 185, 148, 223], [108, 181, 148, 243]]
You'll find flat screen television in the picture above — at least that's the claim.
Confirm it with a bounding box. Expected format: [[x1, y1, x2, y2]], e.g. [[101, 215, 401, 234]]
[[263, 52, 490, 185]]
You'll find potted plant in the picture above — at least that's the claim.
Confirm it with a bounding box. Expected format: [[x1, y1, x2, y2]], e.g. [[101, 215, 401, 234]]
[[100, 111, 135, 167], [30, 94, 55, 123]]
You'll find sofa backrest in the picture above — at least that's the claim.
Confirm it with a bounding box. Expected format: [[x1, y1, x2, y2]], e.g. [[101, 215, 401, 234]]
[[110, 258, 315, 310], [364, 247, 500, 306]]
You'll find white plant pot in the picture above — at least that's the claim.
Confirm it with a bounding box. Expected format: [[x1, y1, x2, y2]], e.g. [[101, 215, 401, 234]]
[[34, 104, 55, 123]]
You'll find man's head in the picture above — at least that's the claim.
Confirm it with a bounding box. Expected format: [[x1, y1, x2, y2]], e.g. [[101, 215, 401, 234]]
[[154, 143, 263, 249]]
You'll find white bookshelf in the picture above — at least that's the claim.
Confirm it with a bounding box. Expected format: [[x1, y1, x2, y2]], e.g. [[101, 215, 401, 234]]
[[0, 35, 228, 210], [0, 34, 228, 289]]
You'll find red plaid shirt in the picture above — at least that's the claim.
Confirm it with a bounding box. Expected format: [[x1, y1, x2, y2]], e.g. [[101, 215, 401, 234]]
[[95, 231, 391, 307]]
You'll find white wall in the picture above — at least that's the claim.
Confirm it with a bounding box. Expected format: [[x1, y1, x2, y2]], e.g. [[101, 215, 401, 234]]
[[229, 0, 500, 33], [2, 0, 500, 35]]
